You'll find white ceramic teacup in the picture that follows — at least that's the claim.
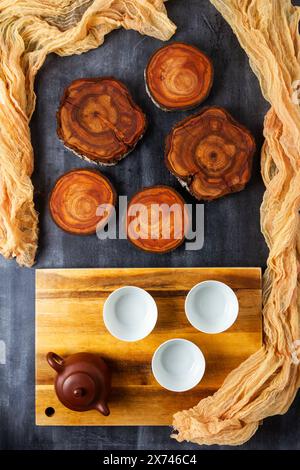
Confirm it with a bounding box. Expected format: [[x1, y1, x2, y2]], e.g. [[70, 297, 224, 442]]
[[151, 338, 206, 392], [103, 286, 158, 342], [185, 280, 239, 334]]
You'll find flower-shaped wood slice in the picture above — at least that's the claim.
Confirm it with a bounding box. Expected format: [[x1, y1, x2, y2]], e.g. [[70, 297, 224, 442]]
[[57, 77, 147, 166], [165, 107, 256, 200]]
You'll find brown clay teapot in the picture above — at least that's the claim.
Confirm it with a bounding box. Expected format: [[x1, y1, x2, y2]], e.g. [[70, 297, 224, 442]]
[[47, 352, 111, 416]]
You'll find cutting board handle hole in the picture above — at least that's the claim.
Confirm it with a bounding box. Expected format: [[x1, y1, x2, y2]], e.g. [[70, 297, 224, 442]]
[[45, 407, 55, 417]]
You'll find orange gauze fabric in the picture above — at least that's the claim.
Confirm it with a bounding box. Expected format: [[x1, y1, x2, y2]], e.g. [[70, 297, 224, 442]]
[[0, 0, 175, 267], [172, 0, 300, 446]]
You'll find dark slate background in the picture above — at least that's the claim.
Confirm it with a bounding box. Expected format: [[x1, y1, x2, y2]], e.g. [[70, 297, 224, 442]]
[[0, 0, 299, 450]]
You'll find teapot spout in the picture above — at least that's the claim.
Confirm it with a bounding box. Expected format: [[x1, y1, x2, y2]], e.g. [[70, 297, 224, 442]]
[[95, 400, 110, 416]]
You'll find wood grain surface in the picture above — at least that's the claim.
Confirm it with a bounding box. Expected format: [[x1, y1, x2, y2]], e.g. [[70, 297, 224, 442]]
[[36, 267, 262, 426]]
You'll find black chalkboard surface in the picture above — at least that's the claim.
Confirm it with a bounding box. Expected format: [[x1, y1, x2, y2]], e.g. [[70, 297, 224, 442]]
[[0, 0, 299, 450]]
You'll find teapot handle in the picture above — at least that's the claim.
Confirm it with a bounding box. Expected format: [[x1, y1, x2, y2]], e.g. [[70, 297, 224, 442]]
[[47, 352, 65, 372]]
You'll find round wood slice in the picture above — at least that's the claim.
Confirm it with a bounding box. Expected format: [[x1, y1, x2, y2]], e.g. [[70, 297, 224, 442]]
[[57, 77, 147, 165], [49, 169, 116, 235], [145, 43, 213, 111], [165, 107, 256, 201], [127, 185, 189, 253]]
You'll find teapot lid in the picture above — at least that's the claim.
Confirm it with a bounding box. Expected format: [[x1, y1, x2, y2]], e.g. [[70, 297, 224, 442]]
[[61, 372, 96, 409]]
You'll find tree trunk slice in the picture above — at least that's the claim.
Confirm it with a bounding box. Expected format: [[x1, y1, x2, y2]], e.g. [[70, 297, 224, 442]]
[[57, 78, 147, 166], [145, 43, 214, 111], [165, 107, 256, 201], [127, 185, 189, 253], [49, 169, 116, 235]]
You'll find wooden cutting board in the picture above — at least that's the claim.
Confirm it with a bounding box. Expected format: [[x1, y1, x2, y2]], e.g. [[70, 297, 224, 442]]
[[36, 267, 262, 426]]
